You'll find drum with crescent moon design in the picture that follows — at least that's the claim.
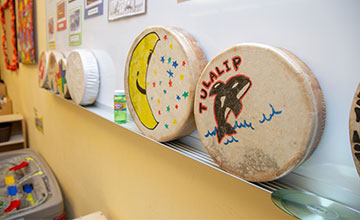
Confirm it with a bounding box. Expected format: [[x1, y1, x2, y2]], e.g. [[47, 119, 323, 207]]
[[125, 26, 207, 142]]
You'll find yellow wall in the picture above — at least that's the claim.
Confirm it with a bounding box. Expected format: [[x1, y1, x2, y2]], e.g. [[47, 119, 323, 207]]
[[0, 1, 293, 219]]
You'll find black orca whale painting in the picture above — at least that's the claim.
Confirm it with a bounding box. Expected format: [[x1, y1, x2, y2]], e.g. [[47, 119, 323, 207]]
[[209, 75, 252, 143]]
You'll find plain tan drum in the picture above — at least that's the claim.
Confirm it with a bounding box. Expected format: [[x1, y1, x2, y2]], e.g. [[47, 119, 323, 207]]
[[125, 26, 207, 142], [194, 43, 326, 182], [67, 49, 100, 106], [350, 83, 360, 176]]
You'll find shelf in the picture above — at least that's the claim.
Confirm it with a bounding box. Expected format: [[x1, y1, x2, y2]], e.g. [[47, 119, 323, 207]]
[[0, 114, 23, 123], [50, 92, 360, 212], [0, 134, 24, 147], [0, 114, 27, 151]]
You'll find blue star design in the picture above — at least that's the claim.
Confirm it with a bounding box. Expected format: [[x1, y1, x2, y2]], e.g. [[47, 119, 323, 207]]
[[176, 95, 181, 101], [161, 56, 165, 63], [163, 89, 167, 94], [166, 70, 174, 78], [172, 61, 178, 69]]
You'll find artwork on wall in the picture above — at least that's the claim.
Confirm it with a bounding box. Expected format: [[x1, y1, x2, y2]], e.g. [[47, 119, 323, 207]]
[[48, 15, 56, 49], [56, 0, 67, 31], [84, 0, 103, 19], [108, 0, 146, 21], [16, 0, 36, 64], [68, 6, 82, 46], [0, 0, 18, 70]]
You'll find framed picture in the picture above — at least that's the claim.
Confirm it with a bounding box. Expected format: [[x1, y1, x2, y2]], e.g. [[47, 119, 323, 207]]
[[16, 0, 36, 64], [48, 15, 56, 49], [108, 0, 146, 21]]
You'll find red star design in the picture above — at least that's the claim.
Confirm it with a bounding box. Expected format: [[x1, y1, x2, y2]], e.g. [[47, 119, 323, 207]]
[[169, 79, 173, 87], [153, 82, 156, 87], [182, 61, 186, 66], [158, 110, 161, 115], [175, 105, 178, 109], [164, 35, 167, 40]]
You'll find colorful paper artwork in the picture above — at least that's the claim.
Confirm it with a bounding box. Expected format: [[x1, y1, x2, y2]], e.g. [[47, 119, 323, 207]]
[[68, 6, 82, 46], [85, 0, 103, 19], [0, 0, 18, 70], [56, 0, 67, 31], [48, 15, 56, 49], [108, 0, 146, 21], [16, 0, 35, 64]]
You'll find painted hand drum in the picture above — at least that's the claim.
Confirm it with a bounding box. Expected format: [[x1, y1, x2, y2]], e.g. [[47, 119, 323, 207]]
[[48, 51, 65, 94], [38, 51, 51, 89], [56, 58, 71, 99], [350, 83, 360, 176], [125, 26, 207, 142], [194, 43, 326, 182]]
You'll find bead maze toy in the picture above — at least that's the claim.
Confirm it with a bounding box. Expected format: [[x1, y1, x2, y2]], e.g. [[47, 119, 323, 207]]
[[0, 149, 64, 220]]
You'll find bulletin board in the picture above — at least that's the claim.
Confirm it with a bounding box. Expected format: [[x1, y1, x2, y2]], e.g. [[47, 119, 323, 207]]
[[45, 0, 360, 211]]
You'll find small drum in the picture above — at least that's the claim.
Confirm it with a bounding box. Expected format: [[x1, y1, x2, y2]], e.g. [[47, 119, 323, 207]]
[[48, 51, 65, 94], [194, 43, 326, 182], [38, 51, 51, 89], [56, 58, 71, 99]]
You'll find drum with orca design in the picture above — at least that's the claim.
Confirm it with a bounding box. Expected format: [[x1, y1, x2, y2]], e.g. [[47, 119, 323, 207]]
[[194, 43, 326, 182]]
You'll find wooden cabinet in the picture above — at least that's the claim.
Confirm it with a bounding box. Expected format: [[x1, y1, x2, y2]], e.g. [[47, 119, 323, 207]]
[[0, 114, 26, 152]]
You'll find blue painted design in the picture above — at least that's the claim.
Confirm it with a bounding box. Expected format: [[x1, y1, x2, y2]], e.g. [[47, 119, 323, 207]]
[[23, 184, 33, 193], [259, 104, 283, 124], [224, 136, 239, 145], [163, 89, 167, 94], [8, 186, 18, 196], [204, 126, 217, 138], [172, 60, 178, 68], [233, 120, 255, 130], [167, 69, 174, 78], [161, 56, 165, 63], [176, 95, 181, 101]]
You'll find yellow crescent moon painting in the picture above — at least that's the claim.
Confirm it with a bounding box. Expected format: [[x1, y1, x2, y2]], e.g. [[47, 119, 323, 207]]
[[125, 26, 207, 142], [128, 32, 160, 130]]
